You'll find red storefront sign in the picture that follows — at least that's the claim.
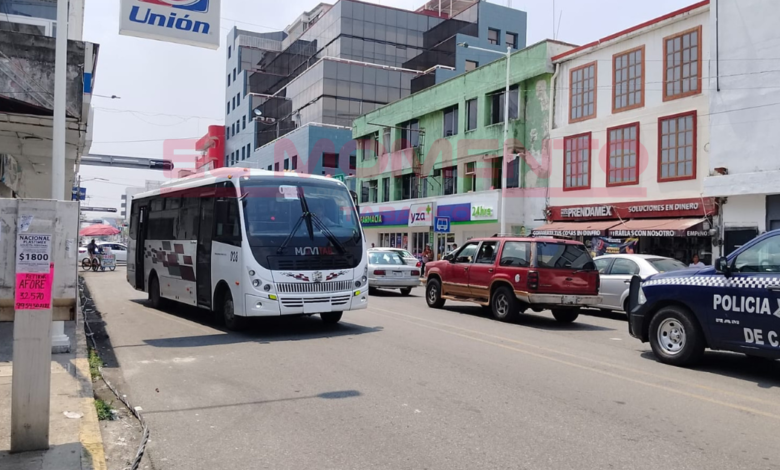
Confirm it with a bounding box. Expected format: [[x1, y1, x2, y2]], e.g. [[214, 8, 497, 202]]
[[549, 197, 716, 222]]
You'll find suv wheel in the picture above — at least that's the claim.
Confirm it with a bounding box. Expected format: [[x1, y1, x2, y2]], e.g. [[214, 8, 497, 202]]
[[648, 306, 705, 367], [551, 308, 579, 323], [426, 279, 445, 308], [491, 286, 519, 322]]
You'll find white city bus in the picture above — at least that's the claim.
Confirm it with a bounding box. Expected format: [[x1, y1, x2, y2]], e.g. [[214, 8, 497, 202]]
[[127, 168, 368, 330]]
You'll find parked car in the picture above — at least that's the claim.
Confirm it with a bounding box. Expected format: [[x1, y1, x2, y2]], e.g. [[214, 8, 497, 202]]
[[424, 237, 601, 323], [594, 254, 687, 312], [371, 247, 420, 267], [78, 242, 128, 264], [367, 249, 421, 296]]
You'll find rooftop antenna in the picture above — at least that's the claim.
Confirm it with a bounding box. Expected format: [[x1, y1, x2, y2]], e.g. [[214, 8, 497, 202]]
[[556, 10, 564, 40], [552, 0, 555, 39]]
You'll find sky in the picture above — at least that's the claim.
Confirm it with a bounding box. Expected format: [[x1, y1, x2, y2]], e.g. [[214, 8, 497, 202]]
[[79, 0, 699, 216]]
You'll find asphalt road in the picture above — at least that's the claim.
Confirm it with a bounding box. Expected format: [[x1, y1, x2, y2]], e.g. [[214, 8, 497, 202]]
[[84, 268, 780, 470]]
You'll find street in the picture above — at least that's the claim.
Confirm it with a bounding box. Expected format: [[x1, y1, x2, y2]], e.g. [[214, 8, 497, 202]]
[[84, 269, 780, 470]]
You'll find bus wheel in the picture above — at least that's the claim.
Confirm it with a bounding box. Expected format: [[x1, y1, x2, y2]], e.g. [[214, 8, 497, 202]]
[[648, 306, 705, 367], [149, 275, 164, 309], [321, 311, 343, 325], [222, 290, 245, 331]]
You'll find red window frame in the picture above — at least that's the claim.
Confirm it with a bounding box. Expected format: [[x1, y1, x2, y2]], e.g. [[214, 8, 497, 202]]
[[663, 26, 702, 102], [569, 61, 598, 124], [657, 111, 697, 182], [563, 132, 592, 191], [612, 45, 645, 113], [606, 122, 640, 187]]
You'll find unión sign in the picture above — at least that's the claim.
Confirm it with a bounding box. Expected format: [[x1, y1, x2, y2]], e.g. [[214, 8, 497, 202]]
[[119, 0, 221, 49]]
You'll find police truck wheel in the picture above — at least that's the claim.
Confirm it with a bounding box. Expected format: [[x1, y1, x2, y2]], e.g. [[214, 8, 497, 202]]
[[222, 291, 245, 331], [425, 279, 445, 309], [400, 287, 412, 296], [648, 306, 705, 367], [491, 286, 519, 322], [552, 309, 579, 323], [321, 312, 343, 325]]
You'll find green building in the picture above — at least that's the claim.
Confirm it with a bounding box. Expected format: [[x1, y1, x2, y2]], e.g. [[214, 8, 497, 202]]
[[352, 40, 573, 258]]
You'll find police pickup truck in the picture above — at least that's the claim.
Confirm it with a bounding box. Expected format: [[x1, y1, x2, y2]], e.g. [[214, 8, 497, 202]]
[[627, 230, 780, 366]]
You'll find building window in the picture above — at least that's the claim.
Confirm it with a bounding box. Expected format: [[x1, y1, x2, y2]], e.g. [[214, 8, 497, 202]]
[[607, 123, 639, 186], [564, 133, 591, 190], [382, 177, 390, 202], [570, 62, 596, 123], [226, 102, 230, 114], [225, 127, 229, 141], [242, 115, 246, 130], [246, 144, 251, 159], [488, 28, 500, 45], [613, 46, 644, 112], [368, 180, 378, 203], [659, 112, 696, 181], [228, 45, 231, 58], [227, 74, 231, 86], [443, 166, 457, 195], [465, 60, 478, 72], [465, 162, 476, 192], [323, 153, 338, 168], [349, 154, 356, 170], [489, 86, 519, 125], [664, 26, 701, 101], [232, 96, 235, 111], [231, 123, 235, 136], [291, 155, 298, 170], [284, 158, 289, 170], [505, 32, 518, 49], [466, 98, 478, 131], [236, 94, 240, 107], [443, 106, 458, 137], [274, 162, 280, 171], [400, 120, 419, 148], [401, 173, 418, 200], [241, 147, 246, 160], [267, 165, 272, 171], [233, 68, 236, 81], [383, 128, 392, 154]]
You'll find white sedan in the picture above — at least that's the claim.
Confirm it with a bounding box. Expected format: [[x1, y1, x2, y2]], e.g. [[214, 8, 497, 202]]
[[593, 254, 687, 312], [78, 242, 128, 264]]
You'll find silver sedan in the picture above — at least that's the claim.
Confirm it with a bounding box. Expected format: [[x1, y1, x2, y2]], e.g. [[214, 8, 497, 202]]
[[370, 247, 420, 266], [367, 250, 421, 296], [594, 254, 687, 312]]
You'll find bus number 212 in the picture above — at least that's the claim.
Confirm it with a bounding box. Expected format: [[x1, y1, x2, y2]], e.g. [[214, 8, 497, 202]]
[[229, 252, 238, 262]]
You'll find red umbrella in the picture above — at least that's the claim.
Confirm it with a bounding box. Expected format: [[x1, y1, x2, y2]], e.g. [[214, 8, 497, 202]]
[[79, 224, 120, 236]]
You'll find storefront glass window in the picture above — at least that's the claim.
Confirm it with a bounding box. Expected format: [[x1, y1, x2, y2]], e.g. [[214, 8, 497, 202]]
[[411, 232, 430, 258], [379, 232, 408, 249]]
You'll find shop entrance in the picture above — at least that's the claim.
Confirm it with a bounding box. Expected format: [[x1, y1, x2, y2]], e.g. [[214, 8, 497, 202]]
[[410, 232, 431, 259], [436, 233, 455, 260]]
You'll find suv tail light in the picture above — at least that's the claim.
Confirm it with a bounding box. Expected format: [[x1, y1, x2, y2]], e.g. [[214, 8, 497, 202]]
[[527, 271, 539, 290], [416, 261, 421, 267], [595, 272, 600, 292], [373, 270, 386, 276]]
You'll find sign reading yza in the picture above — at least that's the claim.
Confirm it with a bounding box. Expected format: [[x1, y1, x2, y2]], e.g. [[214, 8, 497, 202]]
[[409, 203, 434, 227], [120, 0, 221, 49]]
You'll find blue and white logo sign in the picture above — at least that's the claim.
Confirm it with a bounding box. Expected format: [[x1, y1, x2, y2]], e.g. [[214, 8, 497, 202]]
[[434, 217, 450, 233], [120, 0, 220, 49]]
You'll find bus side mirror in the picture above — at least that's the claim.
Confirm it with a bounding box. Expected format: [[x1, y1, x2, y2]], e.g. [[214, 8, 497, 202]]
[[716, 257, 731, 277]]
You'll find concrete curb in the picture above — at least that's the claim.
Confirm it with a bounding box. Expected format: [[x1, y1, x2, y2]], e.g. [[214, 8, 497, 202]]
[[74, 298, 107, 470]]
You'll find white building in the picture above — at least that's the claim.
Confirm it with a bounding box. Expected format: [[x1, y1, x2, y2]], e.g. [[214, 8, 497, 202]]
[[541, 1, 714, 263], [703, 0, 780, 255]]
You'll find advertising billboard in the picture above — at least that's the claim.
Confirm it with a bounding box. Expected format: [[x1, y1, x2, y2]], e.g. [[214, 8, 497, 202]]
[[119, 0, 220, 49]]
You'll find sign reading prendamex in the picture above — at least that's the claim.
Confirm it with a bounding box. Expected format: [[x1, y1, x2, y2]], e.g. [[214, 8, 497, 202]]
[[119, 0, 220, 50]]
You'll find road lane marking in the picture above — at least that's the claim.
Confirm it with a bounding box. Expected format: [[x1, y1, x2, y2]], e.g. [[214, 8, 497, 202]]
[[368, 307, 780, 415]]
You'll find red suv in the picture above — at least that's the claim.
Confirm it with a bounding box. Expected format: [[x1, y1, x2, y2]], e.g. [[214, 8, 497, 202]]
[[424, 237, 601, 323]]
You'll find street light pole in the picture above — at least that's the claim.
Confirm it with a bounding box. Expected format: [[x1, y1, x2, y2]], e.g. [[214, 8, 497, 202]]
[[456, 43, 513, 235], [501, 46, 511, 236]]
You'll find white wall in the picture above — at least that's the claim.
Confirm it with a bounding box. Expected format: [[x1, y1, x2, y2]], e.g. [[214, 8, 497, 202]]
[[549, 7, 710, 208], [722, 194, 766, 232], [706, 0, 780, 194]]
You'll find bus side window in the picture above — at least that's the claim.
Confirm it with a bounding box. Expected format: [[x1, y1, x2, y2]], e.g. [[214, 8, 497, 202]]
[[215, 183, 241, 246]]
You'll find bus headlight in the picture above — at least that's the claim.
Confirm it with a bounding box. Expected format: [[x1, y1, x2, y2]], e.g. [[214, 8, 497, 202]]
[[249, 270, 256, 277], [252, 279, 261, 288], [355, 280, 361, 288], [263, 284, 271, 292]]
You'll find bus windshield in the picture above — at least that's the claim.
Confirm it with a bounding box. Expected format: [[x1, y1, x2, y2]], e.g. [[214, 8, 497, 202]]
[[240, 179, 361, 250]]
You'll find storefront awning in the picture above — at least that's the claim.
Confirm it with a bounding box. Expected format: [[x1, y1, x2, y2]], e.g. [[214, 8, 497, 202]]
[[532, 221, 621, 237], [608, 218, 709, 237]]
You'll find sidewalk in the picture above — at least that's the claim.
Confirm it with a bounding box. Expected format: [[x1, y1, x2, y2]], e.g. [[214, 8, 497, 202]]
[[0, 319, 107, 470]]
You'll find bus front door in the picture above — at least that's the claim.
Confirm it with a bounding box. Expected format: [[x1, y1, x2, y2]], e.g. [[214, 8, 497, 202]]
[[135, 205, 148, 290], [197, 197, 215, 308]]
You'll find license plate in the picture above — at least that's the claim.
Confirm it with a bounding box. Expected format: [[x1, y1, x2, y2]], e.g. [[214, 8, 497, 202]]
[[304, 303, 330, 314], [393, 271, 404, 277], [562, 295, 577, 305]]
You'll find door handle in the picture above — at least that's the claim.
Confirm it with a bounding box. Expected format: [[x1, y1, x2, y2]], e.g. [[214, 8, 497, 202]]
[[565, 277, 573, 281], [464, 267, 469, 271], [624, 280, 631, 284], [488, 268, 494, 273]]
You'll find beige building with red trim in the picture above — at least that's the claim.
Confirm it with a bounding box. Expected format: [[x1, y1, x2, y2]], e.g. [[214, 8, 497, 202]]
[[539, 1, 713, 263]]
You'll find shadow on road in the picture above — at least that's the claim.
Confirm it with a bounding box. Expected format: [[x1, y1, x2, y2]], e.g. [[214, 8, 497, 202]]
[[442, 304, 617, 332], [142, 390, 362, 415], [639, 351, 780, 388], [368, 288, 421, 298], [129, 299, 383, 348]]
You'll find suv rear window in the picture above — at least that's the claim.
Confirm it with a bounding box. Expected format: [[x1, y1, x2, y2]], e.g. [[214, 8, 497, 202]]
[[500, 241, 530, 267], [536, 242, 594, 269]]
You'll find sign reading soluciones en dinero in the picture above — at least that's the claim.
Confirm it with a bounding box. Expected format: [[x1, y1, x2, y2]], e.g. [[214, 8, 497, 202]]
[[119, 0, 221, 50], [550, 197, 716, 221]]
